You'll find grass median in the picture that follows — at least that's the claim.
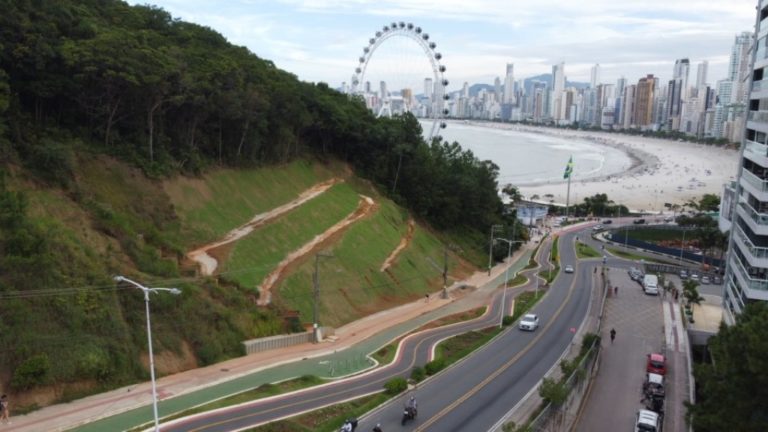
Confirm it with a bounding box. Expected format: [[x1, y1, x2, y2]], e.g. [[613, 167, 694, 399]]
[[606, 247, 675, 264], [576, 242, 601, 259]]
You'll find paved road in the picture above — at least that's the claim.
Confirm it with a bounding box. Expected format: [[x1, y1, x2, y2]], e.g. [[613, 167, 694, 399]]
[[160, 228, 598, 432], [355, 228, 597, 432], [160, 244, 549, 432]]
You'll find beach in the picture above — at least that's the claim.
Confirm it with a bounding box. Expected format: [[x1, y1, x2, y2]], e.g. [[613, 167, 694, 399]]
[[463, 121, 740, 213]]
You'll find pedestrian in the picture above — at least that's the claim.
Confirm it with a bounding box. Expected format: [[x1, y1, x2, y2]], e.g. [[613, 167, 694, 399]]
[[610, 328, 616, 344], [614, 286, 618, 296], [424, 293, 429, 303], [1, 394, 9, 424]]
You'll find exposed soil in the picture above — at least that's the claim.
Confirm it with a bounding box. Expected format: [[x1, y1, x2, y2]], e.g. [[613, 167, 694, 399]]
[[257, 195, 377, 305], [186, 178, 342, 275], [380, 218, 415, 272]]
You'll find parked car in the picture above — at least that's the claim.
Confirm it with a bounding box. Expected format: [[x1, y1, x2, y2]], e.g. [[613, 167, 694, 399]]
[[635, 409, 661, 432], [647, 353, 667, 375], [518, 314, 540, 331], [602, 219, 613, 224], [628, 267, 643, 281], [690, 273, 700, 282], [664, 216, 674, 222], [701, 275, 711, 284], [564, 264, 574, 273], [679, 269, 688, 279], [633, 218, 646, 225], [713, 275, 723, 284], [592, 224, 603, 231]]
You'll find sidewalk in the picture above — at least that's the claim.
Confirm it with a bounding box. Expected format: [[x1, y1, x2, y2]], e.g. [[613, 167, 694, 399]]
[[9, 241, 537, 432]]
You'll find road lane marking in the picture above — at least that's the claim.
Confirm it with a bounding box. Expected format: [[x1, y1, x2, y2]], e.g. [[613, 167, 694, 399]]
[[415, 237, 582, 431]]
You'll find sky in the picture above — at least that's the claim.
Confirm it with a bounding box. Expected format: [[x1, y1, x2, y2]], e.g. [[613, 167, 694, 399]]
[[129, 0, 758, 89]]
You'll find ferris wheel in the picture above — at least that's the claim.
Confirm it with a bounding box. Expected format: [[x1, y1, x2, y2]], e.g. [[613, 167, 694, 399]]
[[350, 22, 449, 141]]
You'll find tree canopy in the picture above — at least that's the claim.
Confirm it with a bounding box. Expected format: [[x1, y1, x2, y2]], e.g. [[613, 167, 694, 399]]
[[688, 302, 768, 431]]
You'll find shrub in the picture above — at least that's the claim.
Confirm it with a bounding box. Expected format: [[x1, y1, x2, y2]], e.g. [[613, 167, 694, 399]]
[[11, 353, 51, 390], [502, 315, 515, 326], [410, 366, 425, 382], [384, 377, 407, 395], [424, 358, 446, 375]]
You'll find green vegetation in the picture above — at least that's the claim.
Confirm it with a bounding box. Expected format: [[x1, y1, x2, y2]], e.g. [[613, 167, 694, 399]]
[[617, 228, 685, 243], [434, 327, 501, 371], [575, 242, 601, 259], [0, 0, 512, 408], [687, 303, 768, 432]]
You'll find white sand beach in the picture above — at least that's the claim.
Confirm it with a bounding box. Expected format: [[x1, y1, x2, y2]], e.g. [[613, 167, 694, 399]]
[[467, 122, 740, 213]]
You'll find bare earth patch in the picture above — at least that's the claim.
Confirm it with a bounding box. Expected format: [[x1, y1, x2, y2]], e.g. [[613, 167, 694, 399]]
[[257, 195, 377, 305], [186, 178, 342, 275], [380, 218, 415, 272]]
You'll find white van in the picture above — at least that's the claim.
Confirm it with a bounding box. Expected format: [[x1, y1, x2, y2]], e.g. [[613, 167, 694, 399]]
[[643, 274, 659, 295]]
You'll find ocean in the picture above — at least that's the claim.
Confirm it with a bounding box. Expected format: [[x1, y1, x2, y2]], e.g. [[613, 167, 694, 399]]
[[421, 121, 633, 187]]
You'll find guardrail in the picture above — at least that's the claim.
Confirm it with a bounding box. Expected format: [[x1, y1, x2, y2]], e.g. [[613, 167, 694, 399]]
[[242, 327, 335, 354]]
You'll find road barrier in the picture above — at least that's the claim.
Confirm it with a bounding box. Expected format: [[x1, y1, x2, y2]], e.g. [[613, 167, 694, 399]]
[[242, 327, 335, 354]]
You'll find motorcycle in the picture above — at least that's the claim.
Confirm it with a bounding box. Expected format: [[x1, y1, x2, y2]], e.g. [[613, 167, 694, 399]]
[[401, 406, 417, 425], [339, 417, 358, 431]]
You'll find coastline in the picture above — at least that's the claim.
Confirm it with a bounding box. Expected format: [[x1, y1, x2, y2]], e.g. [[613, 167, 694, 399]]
[[457, 120, 739, 212]]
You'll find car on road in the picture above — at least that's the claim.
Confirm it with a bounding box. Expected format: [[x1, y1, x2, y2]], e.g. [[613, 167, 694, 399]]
[[518, 314, 540, 331], [591, 224, 603, 231], [690, 273, 700, 282], [628, 267, 643, 281], [602, 219, 613, 224], [647, 353, 667, 375], [701, 275, 711, 284], [635, 409, 661, 432], [633, 218, 646, 225], [564, 265, 574, 273], [713, 275, 722, 284], [664, 216, 674, 223], [679, 269, 688, 279]]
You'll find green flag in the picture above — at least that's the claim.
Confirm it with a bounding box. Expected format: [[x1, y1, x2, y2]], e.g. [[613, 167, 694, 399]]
[[563, 156, 574, 179]]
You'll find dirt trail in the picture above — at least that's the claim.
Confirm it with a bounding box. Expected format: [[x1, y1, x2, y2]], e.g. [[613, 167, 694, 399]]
[[187, 178, 342, 275], [257, 195, 376, 305], [380, 219, 415, 272]]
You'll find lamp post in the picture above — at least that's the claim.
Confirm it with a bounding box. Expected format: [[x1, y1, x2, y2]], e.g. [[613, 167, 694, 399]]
[[488, 224, 503, 275], [113, 276, 181, 432], [495, 238, 524, 328], [313, 253, 334, 343]]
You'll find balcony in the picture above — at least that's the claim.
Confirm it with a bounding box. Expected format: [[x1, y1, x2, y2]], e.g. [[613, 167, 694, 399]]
[[738, 201, 768, 235], [748, 110, 768, 123], [745, 139, 768, 166], [740, 169, 768, 200], [755, 80, 768, 93], [730, 254, 768, 294], [733, 224, 768, 268]]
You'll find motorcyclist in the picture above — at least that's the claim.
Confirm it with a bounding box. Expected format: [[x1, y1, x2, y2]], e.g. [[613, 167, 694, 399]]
[[407, 395, 417, 416], [372, 424, 383, 432]]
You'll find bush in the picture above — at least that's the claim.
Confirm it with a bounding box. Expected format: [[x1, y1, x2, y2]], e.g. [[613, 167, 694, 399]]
[[384, 377, 408, 395], [580, 333, 600, 356], [424, 358, 446, 375], [502, 315, 515, 326], [11, 353, 51, 390], [410, 366, 425, 382]]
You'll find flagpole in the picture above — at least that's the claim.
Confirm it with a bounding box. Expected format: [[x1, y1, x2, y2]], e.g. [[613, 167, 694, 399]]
[[565, 174, 571, 221]]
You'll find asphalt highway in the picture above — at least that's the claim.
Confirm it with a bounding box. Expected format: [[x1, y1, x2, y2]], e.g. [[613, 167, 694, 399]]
[[163, 227, 597, 432]]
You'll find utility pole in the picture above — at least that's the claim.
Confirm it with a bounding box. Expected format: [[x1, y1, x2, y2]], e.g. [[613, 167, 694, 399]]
[[312, 252, 333, 343], [442, 247, 449, 299]]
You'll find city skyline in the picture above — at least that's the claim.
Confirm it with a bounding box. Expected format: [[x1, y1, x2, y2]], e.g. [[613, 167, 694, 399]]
[[129, 0, 755, 87]]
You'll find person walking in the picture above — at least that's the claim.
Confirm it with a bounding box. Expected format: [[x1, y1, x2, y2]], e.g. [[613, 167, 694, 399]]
[[1, 394, 9, 424], [610, 328, 616, 344], [614, 286, 618, 296]]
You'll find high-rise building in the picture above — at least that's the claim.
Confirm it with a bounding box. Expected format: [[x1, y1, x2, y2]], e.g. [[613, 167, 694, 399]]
[[729, 31, 753, 104], [590, 64, 600, 89], [424, 78, 433, 101], [494, 77, 502, 103], [380, 81, 388, 99], [503, 63, 515, 104], [720, 2, 765, 323], [551, 62, 566, 120], [622, 84, 636, 128], [696, 60, 709, 92], [633, 74, 657, 127]]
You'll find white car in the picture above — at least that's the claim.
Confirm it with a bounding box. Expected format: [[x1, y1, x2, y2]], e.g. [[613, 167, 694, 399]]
[[564, 265, 574, 273], [519, 313, 540, 331], [635, 409, 660, 432], [701, 275, 711, 284]]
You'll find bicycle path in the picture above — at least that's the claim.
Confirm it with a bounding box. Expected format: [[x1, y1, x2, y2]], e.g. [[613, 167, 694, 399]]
[[15, 242, 538, 432]]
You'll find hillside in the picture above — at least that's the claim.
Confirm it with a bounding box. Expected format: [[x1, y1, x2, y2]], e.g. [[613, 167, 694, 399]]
[[0, 0, 521, 411]]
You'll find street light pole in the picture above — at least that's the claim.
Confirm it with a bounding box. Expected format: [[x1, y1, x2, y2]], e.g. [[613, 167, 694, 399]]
[[114, 276, 181, 432], [488, 224, 503, 276]]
